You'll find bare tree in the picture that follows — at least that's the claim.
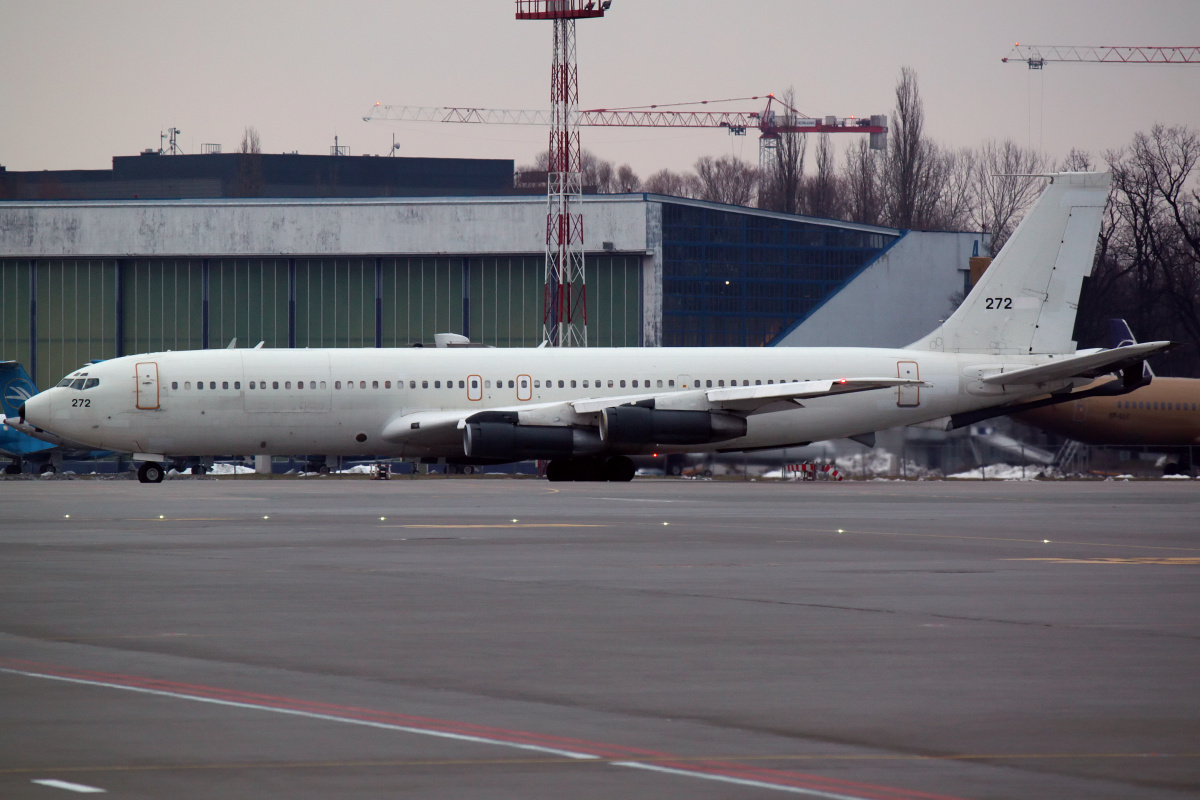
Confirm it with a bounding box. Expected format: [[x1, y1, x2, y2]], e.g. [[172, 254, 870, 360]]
[[616, 164, 641, 192], [972, 140, 1048, 251], [234, 126, 263, 197], [842, 138, 885, 225], [798, 133, 843, 219], [758, 88, 806, 214], [642, 168, 700, 198], [694, 154, 758, 206]]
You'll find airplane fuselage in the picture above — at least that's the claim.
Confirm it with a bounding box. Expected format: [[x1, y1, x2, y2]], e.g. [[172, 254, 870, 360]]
[[25, 346, 1074, 461], [1015, 377, 1200, 446]]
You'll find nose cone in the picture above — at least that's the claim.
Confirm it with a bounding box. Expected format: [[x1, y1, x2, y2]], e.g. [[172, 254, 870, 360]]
[[18, 389, 53, 429]]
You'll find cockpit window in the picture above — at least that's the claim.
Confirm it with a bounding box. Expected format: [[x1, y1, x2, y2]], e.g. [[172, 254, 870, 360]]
[[69, 378, 87, 390], [56, 378, 72, 387], [83, 378, 99, 389]]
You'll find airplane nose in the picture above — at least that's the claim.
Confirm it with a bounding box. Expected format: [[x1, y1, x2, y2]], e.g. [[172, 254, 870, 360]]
[[20, 391, 52, 428]]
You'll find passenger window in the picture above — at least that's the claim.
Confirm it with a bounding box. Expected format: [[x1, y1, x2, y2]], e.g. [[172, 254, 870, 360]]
[[185, 381, 192, 390], [718, 380, 725, 387], [222, 381, 229, 389], [558, 380, 564, 388], [372, 381, 379, 389], [358, 381, 365, 389], [197, 382, 204, 391], [484, 380, 491, 389], [471, 379, 479, 389], [409, 381, 416, 389], [273, 381, 280, 390], [508, 380, 515, 389], [607, 380, 614, 388], [620, 380, 626, 388], [534, 380, 541, 389], [435, 381, 441, 389], [456, 380, 463, 389], [334, 381, 341, 389], [706, 380, 712, 388], [285, 381, 292, 389], [632, 380, 638, 388], [668, 380, 674, 387], [570, 380, 576, 388], [384, 381, 391, 389], [657, 380, 663, 388], [422, 380, 429, 389], [208, 381, 214, 389], [235, 381, 241, 389], [319, 381, 325, 389], [520, 379, 529, 389], [171, 381, 179, 390]]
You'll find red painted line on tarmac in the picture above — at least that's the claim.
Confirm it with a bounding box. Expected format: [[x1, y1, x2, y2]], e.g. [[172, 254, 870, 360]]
[[0, 657, 968, 800]]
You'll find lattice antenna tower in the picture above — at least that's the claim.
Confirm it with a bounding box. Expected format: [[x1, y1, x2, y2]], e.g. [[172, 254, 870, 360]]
[[516, 0, 609, 347]]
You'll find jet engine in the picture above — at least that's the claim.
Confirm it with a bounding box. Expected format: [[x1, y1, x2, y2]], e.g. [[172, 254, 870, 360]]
[[600, 406, 746, 446], [463, 422, 603, 461]]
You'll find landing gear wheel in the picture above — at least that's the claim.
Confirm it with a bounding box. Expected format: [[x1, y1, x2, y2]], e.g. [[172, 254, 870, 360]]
[[603, 456, 636, 482], [316, 464, 331, 475], [138, 461, 165, 484], [38, 463, 57, 475], [4, 463, 22, 475], [190, 464, 208, 476]]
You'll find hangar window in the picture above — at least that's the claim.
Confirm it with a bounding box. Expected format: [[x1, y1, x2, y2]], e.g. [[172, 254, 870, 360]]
[[272, 381, 279, 390], [171, 382, 179, 390]]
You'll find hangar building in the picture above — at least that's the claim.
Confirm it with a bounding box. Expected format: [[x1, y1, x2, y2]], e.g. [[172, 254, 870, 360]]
[[0, 156, 984, 391]]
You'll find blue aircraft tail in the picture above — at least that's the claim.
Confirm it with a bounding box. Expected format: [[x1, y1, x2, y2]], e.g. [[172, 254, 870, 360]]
[[1107, 319, 1155, 379], [1, 361, 55, 459]]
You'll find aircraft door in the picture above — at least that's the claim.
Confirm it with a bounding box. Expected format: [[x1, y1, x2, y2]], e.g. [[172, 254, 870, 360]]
[[517, 374, 532, 401], [896, 361, 919, 407], [678, 374, 695, 390], [467, 375, 482, 402], [135, 362, 159, 410]]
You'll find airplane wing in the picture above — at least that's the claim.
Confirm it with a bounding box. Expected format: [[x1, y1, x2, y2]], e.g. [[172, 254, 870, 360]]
[[381, 378, 921, 446], [981, 341, 1173, 387]]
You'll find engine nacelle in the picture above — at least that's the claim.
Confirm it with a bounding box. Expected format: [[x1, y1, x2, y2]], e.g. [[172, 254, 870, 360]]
[[600, 406, 746, 446], [463, 422, 602, 461]]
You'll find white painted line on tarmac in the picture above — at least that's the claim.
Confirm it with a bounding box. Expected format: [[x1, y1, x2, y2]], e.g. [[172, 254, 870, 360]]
[[3, 666, 891, 799], [31, 779, 107, 793]]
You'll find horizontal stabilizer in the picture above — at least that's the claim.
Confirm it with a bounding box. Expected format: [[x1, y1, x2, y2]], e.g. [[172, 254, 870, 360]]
[[981, 341, 1173, 387]]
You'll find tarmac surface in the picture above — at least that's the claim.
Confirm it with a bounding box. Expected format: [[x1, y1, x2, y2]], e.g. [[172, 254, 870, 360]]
[[1, 475, 1198, 799]]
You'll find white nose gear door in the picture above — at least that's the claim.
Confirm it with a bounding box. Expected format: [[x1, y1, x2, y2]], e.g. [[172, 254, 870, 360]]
[[136, 362, 160, 410]]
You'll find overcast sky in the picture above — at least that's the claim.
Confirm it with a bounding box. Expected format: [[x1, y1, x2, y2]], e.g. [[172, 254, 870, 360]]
[[2, 0, 1198, 177]]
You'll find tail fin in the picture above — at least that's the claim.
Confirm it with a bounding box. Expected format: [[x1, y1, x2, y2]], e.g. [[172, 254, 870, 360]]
[[1, 361, 39, 419], [909, 172, 1111, 355], [1108, 318, 1155, 378]]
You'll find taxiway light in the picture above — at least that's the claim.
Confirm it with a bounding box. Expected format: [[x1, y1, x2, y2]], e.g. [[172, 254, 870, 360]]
[[837, 529, 844, 534], [663, 522, 670, 526], [1043, 539, 1051, 543], [380, 516, 386, 521], [159, 515, 165, 519], [512, 519, 519, 523], [263, 515, 270, 520], [64, 514, 70, 519]]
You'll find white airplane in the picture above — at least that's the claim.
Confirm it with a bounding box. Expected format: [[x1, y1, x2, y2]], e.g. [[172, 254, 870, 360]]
[[9, 173, 1169, 483]]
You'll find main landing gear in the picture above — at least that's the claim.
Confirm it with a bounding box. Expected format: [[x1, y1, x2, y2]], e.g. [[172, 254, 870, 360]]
[[137, 461, 165, 484], [545, 456, 636, 482]]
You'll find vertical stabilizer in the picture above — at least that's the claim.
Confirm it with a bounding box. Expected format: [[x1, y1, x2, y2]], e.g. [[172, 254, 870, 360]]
[[908, 172, 1111, 355]]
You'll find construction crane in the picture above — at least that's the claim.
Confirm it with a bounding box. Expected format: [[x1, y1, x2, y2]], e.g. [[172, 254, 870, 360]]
[[364, 95, 888, 170], [1003, 44, 1200, 69]]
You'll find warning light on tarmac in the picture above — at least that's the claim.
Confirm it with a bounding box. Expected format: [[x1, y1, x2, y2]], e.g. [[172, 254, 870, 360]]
[[837, 529, 844, 534], [1043, 539, 1051, 543], [159, 515, 165, 519], [263, 515, 270, 520], [380, 517, 386, 521], [512, 519, 519, 523], [663, 522, 670, 526], [64, 514, 70, 519]]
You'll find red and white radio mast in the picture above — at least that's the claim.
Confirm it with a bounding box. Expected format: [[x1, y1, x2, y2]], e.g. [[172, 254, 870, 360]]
[[515, 0, 609, 347]]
